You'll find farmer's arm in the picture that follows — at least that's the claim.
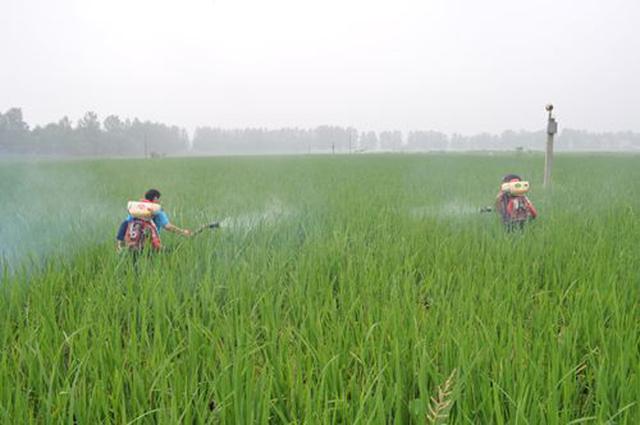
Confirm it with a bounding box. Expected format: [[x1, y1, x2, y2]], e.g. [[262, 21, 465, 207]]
[[495, 192, 507, 217], [116, 220, 128, 241], [525, 197, 538, 218], [154, 210, 192, 236], [165, 223, 192, 236], [115, 220, 129, 252]]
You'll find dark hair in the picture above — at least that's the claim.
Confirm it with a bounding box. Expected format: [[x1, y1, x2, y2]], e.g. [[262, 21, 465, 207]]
[[144, 189, 161, 201], [502, 174, 521, 183]]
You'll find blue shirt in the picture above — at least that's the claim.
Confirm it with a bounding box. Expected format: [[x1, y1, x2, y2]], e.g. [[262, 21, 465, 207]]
[[152, 210, 170, 231]]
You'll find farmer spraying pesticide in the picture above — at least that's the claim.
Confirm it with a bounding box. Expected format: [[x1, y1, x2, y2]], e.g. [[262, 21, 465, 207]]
[[494, 174, 537, 231], [116, 189, 192, 253]]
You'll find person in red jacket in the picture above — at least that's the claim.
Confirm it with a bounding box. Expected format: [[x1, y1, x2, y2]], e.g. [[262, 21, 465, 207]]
[[495, 174, 537, 231]]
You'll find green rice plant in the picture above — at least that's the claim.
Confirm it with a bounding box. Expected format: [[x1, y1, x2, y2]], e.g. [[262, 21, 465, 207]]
[[0, 153, 638, 423]]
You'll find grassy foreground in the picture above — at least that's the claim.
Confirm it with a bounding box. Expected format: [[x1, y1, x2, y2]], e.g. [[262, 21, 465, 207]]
[[1, 154, 639, 424]]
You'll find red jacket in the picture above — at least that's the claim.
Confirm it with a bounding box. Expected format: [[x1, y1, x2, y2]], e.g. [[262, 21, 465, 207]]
[[508, 195, 537, 219], [496, 192, 537, 222]]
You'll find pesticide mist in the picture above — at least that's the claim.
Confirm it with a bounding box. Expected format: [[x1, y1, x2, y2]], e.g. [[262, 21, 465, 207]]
[[0, 160, 120, 272], [218, 198, 296, 231]]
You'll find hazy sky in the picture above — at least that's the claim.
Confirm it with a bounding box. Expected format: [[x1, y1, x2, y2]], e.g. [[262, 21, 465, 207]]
[[2, 0, 639, 134]]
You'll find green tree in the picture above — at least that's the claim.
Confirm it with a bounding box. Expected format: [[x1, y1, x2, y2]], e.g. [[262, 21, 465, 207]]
[[0, 108, 31, 154]]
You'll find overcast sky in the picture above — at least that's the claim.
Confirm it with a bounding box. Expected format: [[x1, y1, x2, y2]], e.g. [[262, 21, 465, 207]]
[[1, 0, 639, 134]]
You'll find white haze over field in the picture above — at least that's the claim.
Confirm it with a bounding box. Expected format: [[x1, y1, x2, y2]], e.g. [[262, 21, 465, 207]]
[[218, 199, 295, 232], [1, 0, 640, 134], [409, 202, 480, 220], [0, 162, 121, 272]]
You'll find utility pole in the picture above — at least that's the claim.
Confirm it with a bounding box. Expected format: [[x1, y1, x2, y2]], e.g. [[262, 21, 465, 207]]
[[144, 131, 149, 159], [544, 104, 558, 188]]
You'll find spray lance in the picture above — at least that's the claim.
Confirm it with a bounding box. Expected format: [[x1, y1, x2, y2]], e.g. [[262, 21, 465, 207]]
[[168, 221, 221, 255], [193, 221, 221, 235]]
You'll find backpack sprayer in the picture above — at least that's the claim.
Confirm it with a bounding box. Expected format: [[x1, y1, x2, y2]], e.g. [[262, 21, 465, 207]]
[[128, 200, 220, 235], [500, 180, 530, 196], [126, 200, 220, 250], [479, 181, 530, 213], [128, 201, 162, 219]]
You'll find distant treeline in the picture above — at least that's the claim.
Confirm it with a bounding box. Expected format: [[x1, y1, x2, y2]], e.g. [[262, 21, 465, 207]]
[[1, 107, 640, 157], [0, 108, 188, 157]]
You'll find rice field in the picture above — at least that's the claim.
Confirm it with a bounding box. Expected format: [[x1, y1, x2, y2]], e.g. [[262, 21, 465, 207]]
[[1, 153, 639, 424]]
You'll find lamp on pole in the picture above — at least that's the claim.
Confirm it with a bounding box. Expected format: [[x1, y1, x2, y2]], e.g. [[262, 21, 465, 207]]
[[543, 104, 558, 188]]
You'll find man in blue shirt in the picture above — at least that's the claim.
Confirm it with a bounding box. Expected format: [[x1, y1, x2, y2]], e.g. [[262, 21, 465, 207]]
[[116, 189, 191, 252]]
